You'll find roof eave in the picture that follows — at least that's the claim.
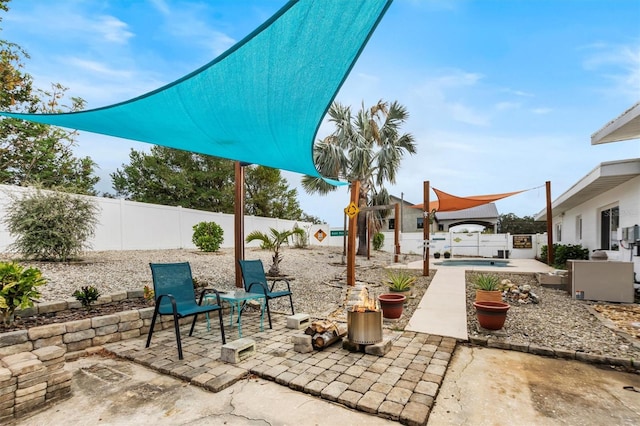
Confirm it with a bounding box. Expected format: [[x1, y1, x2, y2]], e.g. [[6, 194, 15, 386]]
[[591, 102, 640, 145]]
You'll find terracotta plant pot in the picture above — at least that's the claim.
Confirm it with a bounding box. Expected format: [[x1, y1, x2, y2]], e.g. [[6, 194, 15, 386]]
[[475, 289, 503, 303], [378, 293, 406, 319], [473, 301, 510, 330]]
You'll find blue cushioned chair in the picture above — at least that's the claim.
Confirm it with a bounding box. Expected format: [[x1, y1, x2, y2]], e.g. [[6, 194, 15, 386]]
[[238, 259, 294, 329], [146, 262, 225, 360]]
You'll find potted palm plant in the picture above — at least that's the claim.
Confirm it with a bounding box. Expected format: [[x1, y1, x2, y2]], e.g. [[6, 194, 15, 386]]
[[472, 273, 503, 303]]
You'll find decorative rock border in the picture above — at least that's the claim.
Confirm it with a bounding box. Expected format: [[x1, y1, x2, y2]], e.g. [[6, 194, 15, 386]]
[[468, 336, 640, 372], [14, 290, 145, 318]]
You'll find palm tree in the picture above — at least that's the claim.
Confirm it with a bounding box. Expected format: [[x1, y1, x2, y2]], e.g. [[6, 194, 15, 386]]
[[245, 227, 306, 276], [302, 100, 416, 255]]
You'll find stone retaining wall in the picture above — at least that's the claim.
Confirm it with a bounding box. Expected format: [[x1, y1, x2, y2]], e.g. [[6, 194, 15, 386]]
[[0, 292, 191, 422], [0, 346, 70, 423]]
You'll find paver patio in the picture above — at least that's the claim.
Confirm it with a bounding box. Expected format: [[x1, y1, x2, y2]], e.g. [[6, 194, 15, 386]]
[[104, 310, 456, 425]]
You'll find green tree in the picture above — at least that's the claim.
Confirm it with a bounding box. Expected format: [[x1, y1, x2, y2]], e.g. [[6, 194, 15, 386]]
[[497, 213, 547, 234], [111, 146, 236, 211], [0, 3, 98, 195], [245, 166, 303, 220], [111, 146, 309, 220], [302, 100, 416, 255]]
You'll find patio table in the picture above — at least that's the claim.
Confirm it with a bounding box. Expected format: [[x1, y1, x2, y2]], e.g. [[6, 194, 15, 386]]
[[205, 290, 266, 337]]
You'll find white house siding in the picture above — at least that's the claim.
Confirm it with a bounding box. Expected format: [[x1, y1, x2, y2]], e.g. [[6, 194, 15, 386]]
[[550, 175, 640, 276]]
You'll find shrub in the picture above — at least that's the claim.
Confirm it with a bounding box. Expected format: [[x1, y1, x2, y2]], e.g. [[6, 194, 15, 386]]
[[0, 261, 46, 326], [540, 244, 589, 269], [385, 269, 417, 291], [373, 232, 384, 251], [472, 273, 500, 291], [73, 285, 101, 310], [4, 188, 98, 262], [143, 285, 155, 302], [192, 221, 224, 252], [292, 224, 309, 249]]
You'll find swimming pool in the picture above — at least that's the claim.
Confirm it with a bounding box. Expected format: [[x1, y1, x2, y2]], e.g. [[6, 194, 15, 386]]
[[434, 259, 511, 267]]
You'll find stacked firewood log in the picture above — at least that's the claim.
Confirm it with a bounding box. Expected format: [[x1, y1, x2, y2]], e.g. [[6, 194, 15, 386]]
[[304, 320, 347, 349]]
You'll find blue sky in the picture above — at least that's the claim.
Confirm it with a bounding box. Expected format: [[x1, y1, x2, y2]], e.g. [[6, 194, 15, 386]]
[[2, 0, 639, 227]]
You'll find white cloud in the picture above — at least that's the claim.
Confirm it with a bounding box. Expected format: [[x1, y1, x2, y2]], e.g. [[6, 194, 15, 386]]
[[582, 41, 640, 101], [94, 15, 133, 44]]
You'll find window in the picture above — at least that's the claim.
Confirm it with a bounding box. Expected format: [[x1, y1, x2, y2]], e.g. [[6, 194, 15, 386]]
[[600, 206, 619, 250], [575, 215, 582, 240], [388, 218, 395, 230], [555, 223, 562, 242], [416, 217, 424, 229]]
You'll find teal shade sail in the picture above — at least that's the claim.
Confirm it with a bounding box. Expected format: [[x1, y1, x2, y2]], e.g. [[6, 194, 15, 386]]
[[0, 0, 393, 185]]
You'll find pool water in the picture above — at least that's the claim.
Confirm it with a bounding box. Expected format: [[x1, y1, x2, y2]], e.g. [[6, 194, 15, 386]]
[[434, 259, 511, 267]]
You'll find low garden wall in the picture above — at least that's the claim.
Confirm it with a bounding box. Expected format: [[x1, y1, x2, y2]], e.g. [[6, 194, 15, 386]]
[[0, 291, 187, 422]]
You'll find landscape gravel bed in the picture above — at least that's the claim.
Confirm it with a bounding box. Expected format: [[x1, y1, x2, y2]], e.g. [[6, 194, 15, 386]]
[[1, 247, 422, 321], [2, 247, 639, 363], [466, 271, 640, 360]]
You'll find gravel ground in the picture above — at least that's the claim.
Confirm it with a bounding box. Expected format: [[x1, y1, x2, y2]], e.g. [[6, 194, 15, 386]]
[[1, 246, 424, 320], [466, 271, 640, 360], [3, 247, 639, 361]]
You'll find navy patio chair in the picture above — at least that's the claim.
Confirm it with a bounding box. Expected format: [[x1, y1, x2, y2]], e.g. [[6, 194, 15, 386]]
[[146, 262, 225, 360], [238, 259, 294, 329]]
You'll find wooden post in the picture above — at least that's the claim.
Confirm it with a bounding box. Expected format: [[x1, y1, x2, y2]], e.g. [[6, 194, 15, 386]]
[[423, 181, 430, 276], [394, 203, 400, 262], [367, 211, 371, 260], [234, 162, 245, 288], [546, 181, 554, 266], [347, 181, 359, 286]]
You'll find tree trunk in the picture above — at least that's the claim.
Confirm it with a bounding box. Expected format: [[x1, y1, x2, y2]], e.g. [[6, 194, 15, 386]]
[[356, 211, 368, 256]]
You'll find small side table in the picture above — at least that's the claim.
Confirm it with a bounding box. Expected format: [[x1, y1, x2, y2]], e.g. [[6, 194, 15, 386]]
[[205, 290, 266, 337]]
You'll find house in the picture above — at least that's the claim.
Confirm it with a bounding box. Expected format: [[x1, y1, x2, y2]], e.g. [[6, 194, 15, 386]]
[[382, 195, 499, 233], [535, 102, 640, 280], [433, 203, 499, 233], [383, 195, 423, 232]]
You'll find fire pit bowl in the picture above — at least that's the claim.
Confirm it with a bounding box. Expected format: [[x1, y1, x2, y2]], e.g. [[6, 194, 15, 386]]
[[347, 310, 383, 344]]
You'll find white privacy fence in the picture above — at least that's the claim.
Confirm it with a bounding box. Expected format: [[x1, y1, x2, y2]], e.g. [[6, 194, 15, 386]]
[[0, 184, 544, 258], [377, 231, 547, 259], [0, 185, 326, 252]]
